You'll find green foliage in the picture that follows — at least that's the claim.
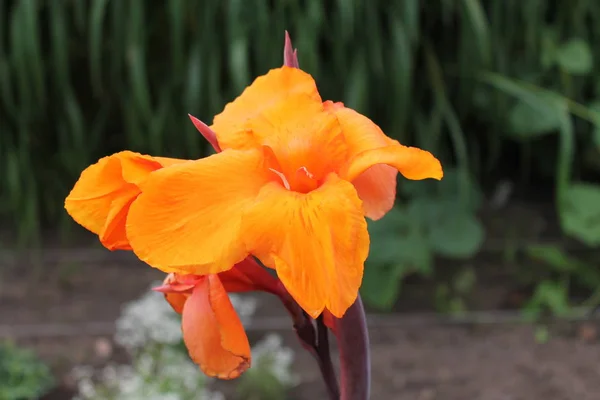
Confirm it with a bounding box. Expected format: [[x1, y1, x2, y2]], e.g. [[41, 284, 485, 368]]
[[0, 341, 55, 400], [362, 168, 484, 310], [560, 184, 600, 246], [555, 39, 593, 75], [435, 267, 477, 315], [0, 0, 599, 248], [522, 244, 600, 320]]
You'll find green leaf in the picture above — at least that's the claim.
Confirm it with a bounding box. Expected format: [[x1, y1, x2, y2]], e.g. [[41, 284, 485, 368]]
[[508, 93, 562, 138], [560, 183, 600, 246], [540, 28, 558, 70], [453, 267, 476, 294], [525, 244, 600, 287], [436, 167, 483, 211], [587, 101, 600, 148], [362, 207, 432, 310], [525, 244, 576, 272], [361, 263, 405, 310], [524, 280, 570, 317], [366, 207, 431, 272], [410, 198, 484, 259], [555, 38, 593, 75], [428, 211, 484, 258]]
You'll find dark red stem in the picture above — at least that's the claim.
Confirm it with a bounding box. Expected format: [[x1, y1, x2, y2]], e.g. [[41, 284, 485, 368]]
[[273, 280, 339, 399], [316, 316, 341, 399], [332, 295, 371, 400]]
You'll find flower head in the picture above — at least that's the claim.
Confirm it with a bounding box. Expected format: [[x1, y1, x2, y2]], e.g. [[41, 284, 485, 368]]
[[154, 272, 251, 379], [125, 67, 442, 318], [65, 37, 442, 321]]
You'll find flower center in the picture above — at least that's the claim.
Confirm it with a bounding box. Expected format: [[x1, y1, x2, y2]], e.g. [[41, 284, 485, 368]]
[[269, 166, 319, 193]]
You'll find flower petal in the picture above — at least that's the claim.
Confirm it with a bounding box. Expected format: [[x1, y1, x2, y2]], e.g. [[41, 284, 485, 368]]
[[325, 101, 399, 220], [242, 174, 369, 318], [341, 141, 443, 183], [64, 151, 184, 250], [98, 186, 139, 249], [165, 292, 187, 314], [219, 257, 277, 293], [127, 148, 272, 274], [182, 276, 250, 379], [211, 67, 321, 150]]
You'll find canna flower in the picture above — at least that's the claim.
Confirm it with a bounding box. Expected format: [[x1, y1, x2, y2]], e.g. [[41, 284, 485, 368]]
[[124, 66, 443, 319], [65, 153, 280, 378], [153, 257, 266, 379]]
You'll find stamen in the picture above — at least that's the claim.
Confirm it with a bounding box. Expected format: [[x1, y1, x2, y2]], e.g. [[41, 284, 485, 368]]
[[269, 168, 291, 190], [297, 166, 314, 179]]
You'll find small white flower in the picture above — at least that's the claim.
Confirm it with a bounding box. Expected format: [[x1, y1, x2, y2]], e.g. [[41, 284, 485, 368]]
[[114, 282, 183, 351], [251, 334, 299, 386], [78, 378, 97, 398]]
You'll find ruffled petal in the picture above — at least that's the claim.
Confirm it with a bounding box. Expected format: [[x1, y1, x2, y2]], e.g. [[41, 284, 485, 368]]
[[211, 67, 322, 150], [341, 141, 443, 183], [65, 151, 185, 250], [241, 174, 369, 318], [182, 276, 250, 379], [127, 148, 272, 274], [325, 101, 399, 220]]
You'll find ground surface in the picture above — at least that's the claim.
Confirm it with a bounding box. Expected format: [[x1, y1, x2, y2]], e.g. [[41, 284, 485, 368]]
[[2, 201, 600, 399]]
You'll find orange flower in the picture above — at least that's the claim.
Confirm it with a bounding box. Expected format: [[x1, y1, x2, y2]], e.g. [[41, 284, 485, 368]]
[[125, 67, 443, 318], [66, 154, 278, 378], [154, 271, 251, 379]]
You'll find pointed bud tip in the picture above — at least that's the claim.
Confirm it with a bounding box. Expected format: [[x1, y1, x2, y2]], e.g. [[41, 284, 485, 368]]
[[283, 31, 300, 68], [188, 114, 222, 153]]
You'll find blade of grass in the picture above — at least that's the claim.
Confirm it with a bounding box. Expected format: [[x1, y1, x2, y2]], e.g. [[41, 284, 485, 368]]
[[49, 0, 70, 93], [89, 0, 110, 95], [21, 0, 45, 106], [425, 44, 470, 201]]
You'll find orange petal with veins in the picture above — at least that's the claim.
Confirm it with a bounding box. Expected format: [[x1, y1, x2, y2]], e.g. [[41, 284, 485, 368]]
[[64, 151, 185, 250], [211, 67, 321, 150], [242, 174, 369, 318], [127, 148, 272, 275], [341, 140, 443, 184], [324, 101, 399, 220], [182, 275, 250, 379]]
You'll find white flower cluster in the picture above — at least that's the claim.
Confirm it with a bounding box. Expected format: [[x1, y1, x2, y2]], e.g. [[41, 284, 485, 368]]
[[250, 334, 298, 386], [71, 282, 298, 400], [228, 293, 258, 326], [72, 346, 224, 400], [114, 284, 182, 351]]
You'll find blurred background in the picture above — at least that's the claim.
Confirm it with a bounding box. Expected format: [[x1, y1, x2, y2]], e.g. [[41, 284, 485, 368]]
[[1, 0, 600, 399]]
